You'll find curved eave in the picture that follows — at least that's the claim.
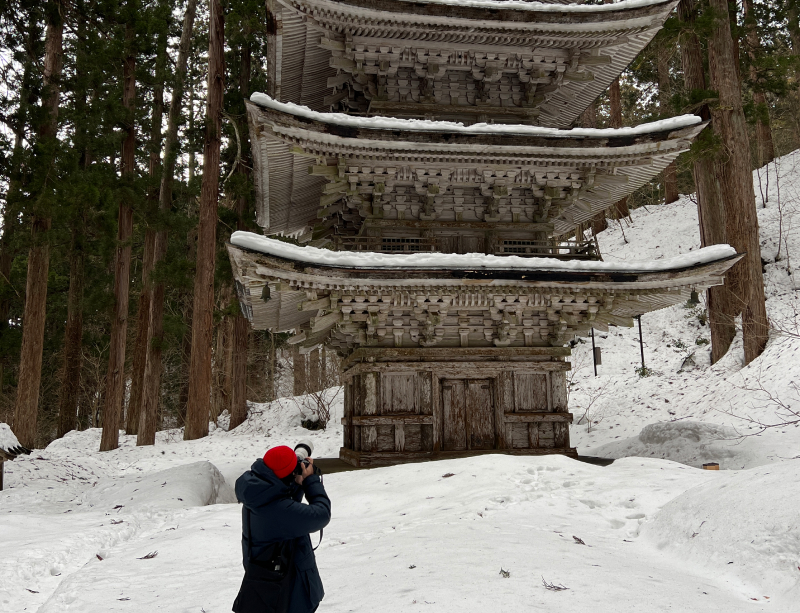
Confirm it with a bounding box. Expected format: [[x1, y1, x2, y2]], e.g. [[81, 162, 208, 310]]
[[269, 0, 677, 126], [247, 100, 707, 236], [280, 0, 677, 26], [229, 242, 741, 285], [227, 241, 742, 337]]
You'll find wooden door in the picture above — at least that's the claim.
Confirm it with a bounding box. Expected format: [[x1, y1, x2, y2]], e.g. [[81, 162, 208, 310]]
[[441, 379, 494, 451], [441, 380, 467, 450], [460, 235, 485, 255], [466, 380, 494, 449]]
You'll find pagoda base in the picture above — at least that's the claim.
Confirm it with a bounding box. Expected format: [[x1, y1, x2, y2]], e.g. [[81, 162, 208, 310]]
[[339, 348, 575, 467]]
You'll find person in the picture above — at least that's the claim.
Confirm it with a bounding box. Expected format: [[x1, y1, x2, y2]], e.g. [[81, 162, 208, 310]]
[[234, 445, 331, 613]]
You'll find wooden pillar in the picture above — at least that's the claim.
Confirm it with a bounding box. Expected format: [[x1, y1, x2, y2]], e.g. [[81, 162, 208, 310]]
[[363, 371, 378, 452]]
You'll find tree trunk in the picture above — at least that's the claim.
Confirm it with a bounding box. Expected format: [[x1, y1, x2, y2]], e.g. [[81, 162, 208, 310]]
[[128, 29, 166, 435], [13, 1, 64, 449], [57, 222, 85, 438], [678, 0, 737, 363], [608, 78, 629, 218], [292, 344, 306, 395], [229, 310, 249, 428], [708, 0, 769, 364], [267, 331, 276, 400], [100, 19, 136, 452], [743, 0, 774, 167], [230, 38, 252, 430], [657, 43, 679, 204], [185, 0, 224, 440], [137, 0, 198, 445]]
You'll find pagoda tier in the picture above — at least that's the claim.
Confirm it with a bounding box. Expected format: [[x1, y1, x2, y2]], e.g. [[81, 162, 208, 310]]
[[264, 0, 677, 126], [247, 94, 704, 243], [227, 234, 741, 466]]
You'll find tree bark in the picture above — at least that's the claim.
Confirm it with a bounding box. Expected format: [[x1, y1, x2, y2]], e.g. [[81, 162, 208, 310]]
[[13, 0, 64, 449], [657, 43, 679, 204], [608, 78, 629, 218], [742, 0, 774, 167], [229, 309, 249, 428], [185, 0, 224, 440], [230, 39, 253, 429], [678, 0, 737, 364], [138, 0, 198, 445], [100, 18, 136, 452], [708, 0, 769, 364], [128, 28, 166, 435], [57, 221, 85, 438]]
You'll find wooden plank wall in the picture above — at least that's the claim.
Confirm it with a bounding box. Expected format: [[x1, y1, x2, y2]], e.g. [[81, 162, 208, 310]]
[[342, 361, 571, 459]]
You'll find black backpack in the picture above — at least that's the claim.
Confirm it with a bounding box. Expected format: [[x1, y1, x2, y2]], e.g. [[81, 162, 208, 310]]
[[232, 510, 297, 613]]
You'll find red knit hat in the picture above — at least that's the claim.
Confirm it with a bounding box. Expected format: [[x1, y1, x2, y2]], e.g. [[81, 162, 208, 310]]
[[263, 446, 297, 479]]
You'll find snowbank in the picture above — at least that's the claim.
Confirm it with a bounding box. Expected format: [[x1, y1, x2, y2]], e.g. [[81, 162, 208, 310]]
[[232, 230, 735, 272], [250, 92, 701, 138], [641, 460, 800, 606], [82, 461, 236, 512]]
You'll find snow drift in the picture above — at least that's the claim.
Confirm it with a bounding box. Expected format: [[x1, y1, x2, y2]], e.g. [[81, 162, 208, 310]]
[[641, 460, 800, 606]]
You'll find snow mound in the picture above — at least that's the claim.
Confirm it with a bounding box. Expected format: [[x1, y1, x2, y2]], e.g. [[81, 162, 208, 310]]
[[641, 460, 800, 604], [588, 421, 768, 469], [638, 421, 735, 445], [0, 423, 23, 452], [82, 461, 236, 512]]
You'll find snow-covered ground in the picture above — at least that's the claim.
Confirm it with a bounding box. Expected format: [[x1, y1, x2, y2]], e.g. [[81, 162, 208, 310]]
[[3, 152, 800, 611]]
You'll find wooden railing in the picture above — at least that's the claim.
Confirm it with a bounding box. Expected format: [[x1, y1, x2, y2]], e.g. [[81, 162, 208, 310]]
[[497, 239, 600, 259]]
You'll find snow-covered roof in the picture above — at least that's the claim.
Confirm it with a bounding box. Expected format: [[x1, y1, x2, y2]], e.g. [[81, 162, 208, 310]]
[[250, 93, 701, 139], [231, 231, 737, 274]]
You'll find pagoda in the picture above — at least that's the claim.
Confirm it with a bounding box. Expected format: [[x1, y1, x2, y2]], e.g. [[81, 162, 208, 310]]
[[228, 0, 742, 467]]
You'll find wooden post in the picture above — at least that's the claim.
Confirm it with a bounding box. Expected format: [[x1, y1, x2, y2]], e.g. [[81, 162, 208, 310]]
[[363, 371, 378, 452], [637, 315, 645, 370]]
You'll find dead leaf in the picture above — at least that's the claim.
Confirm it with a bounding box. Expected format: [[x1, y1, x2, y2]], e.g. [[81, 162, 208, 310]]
[[138, 551, 158, 560]]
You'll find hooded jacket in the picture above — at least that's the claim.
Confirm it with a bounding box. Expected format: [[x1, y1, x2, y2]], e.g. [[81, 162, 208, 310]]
[[235, 459, 331, 613]]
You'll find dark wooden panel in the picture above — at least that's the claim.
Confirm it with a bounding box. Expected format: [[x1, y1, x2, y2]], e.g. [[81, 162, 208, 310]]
[[528, 422, 540, 448], [466, 380, 494, 450], [551, 372, 568, 411], [441, 380, 467, 451], [420, 424, 434, 452], [514, 373, 548, 412], [538, 422, 556, 448], [511, 423, 529, 449], [554, 422, 569, 448], [460, 235, 485, 255], [418, 371, 432, 415], [381, 373, 417, 414], [405, 424, 422, 452], [503, 412, 573, 423], [377, 425, 395, 451]]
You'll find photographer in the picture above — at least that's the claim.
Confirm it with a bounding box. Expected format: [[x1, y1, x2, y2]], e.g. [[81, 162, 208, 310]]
[[233, 442, 331, 613]]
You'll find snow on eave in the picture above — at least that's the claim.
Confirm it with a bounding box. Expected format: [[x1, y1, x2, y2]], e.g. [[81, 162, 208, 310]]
[[250, 94, 701, 139], [391, 0, 672, 13], [299, 0, 675, 15], [230, 231, 738, 274]]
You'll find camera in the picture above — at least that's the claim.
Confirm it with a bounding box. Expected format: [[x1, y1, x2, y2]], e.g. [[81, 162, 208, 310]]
[[293, 440, 322, 477]]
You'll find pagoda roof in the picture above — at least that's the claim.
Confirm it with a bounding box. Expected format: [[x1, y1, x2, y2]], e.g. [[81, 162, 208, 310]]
[[247, 95, 706, 237], [266, 0, 678, 126], [227, 234, 741, 352]]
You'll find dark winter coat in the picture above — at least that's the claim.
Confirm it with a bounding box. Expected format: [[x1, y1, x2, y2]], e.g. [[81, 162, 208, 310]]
[[235, 459, 331, 613]]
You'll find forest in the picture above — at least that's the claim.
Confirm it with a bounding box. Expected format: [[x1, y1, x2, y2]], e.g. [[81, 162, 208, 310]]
[[1, 0, 799, 450]]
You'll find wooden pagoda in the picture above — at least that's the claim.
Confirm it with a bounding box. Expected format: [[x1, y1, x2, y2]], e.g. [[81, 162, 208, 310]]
[[228, 0, 742, 467]]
